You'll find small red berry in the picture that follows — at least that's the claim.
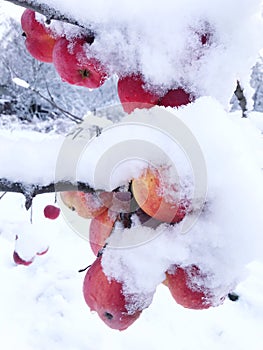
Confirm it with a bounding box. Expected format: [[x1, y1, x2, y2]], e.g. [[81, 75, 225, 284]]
[[44, 205, 60, 220]]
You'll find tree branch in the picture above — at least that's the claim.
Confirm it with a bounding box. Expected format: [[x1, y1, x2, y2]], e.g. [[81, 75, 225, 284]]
[[0, 179, 96, 196], [234, 80, 247, 118], [3, 0, 92, 32], [0, 179, 97, 209]]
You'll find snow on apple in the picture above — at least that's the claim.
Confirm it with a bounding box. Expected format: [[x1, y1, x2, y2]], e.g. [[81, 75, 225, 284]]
[[0, 0, 263, 346], [83, 256, 150, 330], [52, 36, 108, 88], [12, 221, 50, 265], [100, 99, 263, 312]]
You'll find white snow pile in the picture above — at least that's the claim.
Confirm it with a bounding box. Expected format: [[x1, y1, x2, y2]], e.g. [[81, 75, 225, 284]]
[[101, 99, 263, 304], [39, 0, 263, 105], [0, 129, 63, 184]]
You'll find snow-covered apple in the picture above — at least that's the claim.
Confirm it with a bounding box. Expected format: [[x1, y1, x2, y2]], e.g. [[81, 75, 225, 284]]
[[44, 204, 60, 220], [21, 9, 57, 63], [53, 37, 108, 88], [13, 251, 34, 266], [117, 74, 160, 114], [60, 191, 112, 219], [158, 88, 193, 108], [165, 265, 226, 309], [132, 166, 189, 224], [89, 209, 117, 256], [83, 256, 142, 330]]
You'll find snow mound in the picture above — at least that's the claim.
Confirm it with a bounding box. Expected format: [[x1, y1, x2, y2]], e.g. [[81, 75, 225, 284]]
[[101, 98, 263, 304]]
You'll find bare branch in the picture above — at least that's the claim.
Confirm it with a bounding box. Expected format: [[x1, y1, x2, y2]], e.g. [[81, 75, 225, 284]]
[[30, 85, 83, 123], [234, 80, 247, 118]]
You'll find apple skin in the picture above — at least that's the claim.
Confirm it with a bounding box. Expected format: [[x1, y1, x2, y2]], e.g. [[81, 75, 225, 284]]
[[13, 251, 34, 266], [83, 257, 142, 330], [36, 247, 49, 256], [60, 191, 112, 219], [44, 205, 60, 220], [21, 9, 57, 63], [165, 265, 226, 310], [53, 37, 108, 88], [89, 210, 117, 256], [158, 88, 193, 108], [132, 167, 189, 224], [24, 37, 57, 63], [117, 74, 160, 114]]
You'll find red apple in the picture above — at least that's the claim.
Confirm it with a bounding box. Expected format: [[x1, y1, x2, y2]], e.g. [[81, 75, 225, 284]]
[[89, 209, 117, 256], [36, 246, 49, 256], [132, 167, 189, 224], [13, 251, 34, 266], [44, 205, 60, 220], [158, 88, 193, 108], [21, 9, 57, 63], [53, 37, 108, 88], [165, 265, 226, 309], [117, 74, 160, 114], [83, 257, 142, 330], [60, 191, 112, 219]]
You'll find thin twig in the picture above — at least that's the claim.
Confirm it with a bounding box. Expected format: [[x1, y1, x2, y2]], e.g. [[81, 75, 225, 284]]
[[0, 192, 7, 200], [30, 85, 83, 123]]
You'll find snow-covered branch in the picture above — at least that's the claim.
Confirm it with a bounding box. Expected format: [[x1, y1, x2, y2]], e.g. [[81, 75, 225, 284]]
[[3, 0, 91, 30], [0, 179, 96, 209]]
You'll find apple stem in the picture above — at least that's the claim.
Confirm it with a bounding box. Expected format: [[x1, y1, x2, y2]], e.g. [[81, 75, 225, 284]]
[[78, 265, 91, 273], [97, 243, 108, 257]]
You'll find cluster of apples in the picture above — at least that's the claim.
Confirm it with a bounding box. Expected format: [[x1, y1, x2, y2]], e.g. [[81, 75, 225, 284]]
[[21, 9, 198, 113], [20, 10, 225, 329], [117, 74, 194, 114], [60, 166, 228, 330], [21, 9, 107, 89]]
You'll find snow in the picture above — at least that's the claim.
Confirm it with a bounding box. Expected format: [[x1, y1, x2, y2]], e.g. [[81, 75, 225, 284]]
[[31, 0, 263, 106], [0, 128, 64, 184], [12, 77, 30, 89], [0, 0, 263, 348], [0, 191, 263, 349]]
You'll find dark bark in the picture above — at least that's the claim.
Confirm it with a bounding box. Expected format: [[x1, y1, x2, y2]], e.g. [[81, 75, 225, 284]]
[[3, 0, 94, 36], [0, 179, 97, 209], [234, 80, 247, 118]]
